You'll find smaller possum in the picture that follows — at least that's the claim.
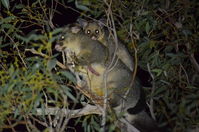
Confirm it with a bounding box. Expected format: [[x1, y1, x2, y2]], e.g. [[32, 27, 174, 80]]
[[77, 18, 134, 72]]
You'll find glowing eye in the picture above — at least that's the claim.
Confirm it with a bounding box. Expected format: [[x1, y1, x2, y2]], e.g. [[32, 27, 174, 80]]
[[95, 30, 99, 34], [87, 30, 91, 34], [60, 35, 65, 40]]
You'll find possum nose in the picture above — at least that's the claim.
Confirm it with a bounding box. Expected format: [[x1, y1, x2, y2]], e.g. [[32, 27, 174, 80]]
[[91, 36, 97, 40], [55, 44, 64, 51]]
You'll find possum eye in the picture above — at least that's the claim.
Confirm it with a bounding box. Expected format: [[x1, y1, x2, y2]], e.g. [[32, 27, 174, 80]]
[[95, 29, 99, 34], [87, 30, 91, 34], [60, 35, 65, 40]]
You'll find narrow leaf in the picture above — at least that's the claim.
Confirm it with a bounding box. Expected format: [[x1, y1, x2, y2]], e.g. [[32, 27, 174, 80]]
[[1, 0, 10, 9], [61, 71, 77, 84], [75, 1, 90, 11], [47, 58, 57, 71], [145, 22, 150, 34]]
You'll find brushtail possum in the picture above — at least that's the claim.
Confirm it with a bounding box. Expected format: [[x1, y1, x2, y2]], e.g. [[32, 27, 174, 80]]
[[77, 18, 134, 72], [55, 26, 161, 132]]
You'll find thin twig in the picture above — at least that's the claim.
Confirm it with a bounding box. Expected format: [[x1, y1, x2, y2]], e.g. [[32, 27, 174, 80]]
[[147, 63, 156, 120], [7, 119, 17, 132], [0, 63, 6, 71], [24, 116, 31, 132], [57, 89, 70, 131], [42, 90, 53, 129], [48, 0, 56, 29], [129, 23, 138, 90], [34, 104, 102, 117], [24, 115, 40, 132], [29, 115, 48, 127], [2, 30, 27, 68], [180, 64, 190, 85]]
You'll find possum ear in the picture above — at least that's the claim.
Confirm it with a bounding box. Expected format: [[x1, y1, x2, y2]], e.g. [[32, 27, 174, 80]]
[[77, 18, 88, 28], [71, 26, 81, 33]]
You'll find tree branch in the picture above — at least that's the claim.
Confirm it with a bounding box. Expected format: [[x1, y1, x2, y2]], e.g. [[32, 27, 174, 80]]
[[25, 48, 68, 69], [34, 104, 102, 117]]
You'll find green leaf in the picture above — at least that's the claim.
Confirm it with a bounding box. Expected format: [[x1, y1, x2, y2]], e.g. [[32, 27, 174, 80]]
[[166, 53, 186, 58], [0, 16, 15, 24], [0, 37, 2, 45], [49, 36, 59, 44], [0, 43, 10, 49], [87, 124, 91, 132], [61, 71, 77, 84], [14, 108, 19, 118], [151, 68, 163, 77], [182, 29, 192, 37], [141, 11, 149, 15], [75, 0, 90, 11], [149, 40, 156, 48], [1, 0, 10, 9], [15, 4, 25, 9], [1, 23, 14, 29], [47, 58, 57, 71], [153, 86, 166, 96], [61, 85, 78, 103], [51, 28, 63, 35], [16, 34, 45, 43], [145, 22, 150, 34], [34, 94, 42, 108]]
